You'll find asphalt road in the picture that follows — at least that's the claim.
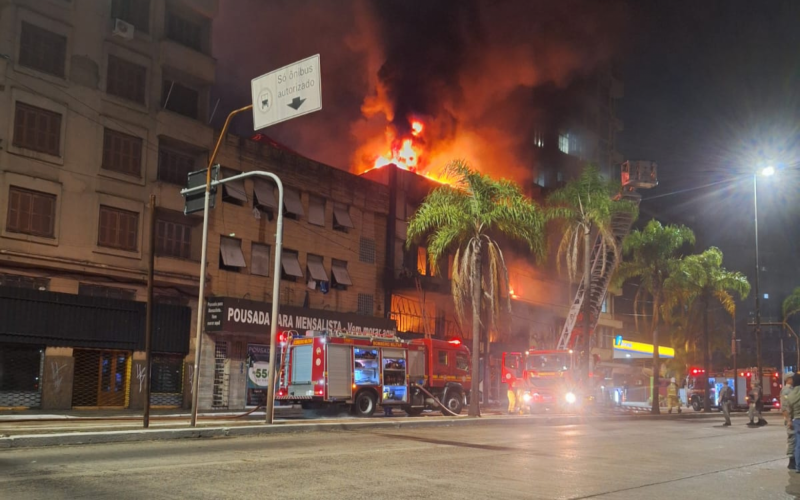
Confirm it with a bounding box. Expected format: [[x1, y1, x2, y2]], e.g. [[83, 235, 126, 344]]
[[1, 415, 798, 500]]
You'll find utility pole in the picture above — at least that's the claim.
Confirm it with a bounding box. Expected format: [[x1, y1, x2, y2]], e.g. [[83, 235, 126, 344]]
[[753, 173, 763, 385], [143, 195, 156, 428]]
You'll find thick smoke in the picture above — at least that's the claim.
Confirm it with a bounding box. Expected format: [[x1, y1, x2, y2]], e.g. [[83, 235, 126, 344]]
[[214, 0, 628, 180]]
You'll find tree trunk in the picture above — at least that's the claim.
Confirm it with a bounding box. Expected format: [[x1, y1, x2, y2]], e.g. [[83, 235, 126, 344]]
[[702, 295, 711, 412], [469, 240, 482, 417], [584, 226, 592, 380], [651, 292, 660, 415]]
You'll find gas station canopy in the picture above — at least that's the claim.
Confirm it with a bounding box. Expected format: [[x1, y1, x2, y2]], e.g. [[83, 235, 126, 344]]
[[613, 336, 674, 359]]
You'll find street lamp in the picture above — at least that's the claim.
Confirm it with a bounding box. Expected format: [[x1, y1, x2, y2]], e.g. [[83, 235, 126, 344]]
[[753, 166, 774, 384]]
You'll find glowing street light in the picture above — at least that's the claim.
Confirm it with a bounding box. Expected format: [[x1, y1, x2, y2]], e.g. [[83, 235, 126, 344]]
[[761, 166, 776, 177]]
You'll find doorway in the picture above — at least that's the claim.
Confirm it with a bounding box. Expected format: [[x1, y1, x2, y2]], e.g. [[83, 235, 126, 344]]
[[72, 350, 131, 408]]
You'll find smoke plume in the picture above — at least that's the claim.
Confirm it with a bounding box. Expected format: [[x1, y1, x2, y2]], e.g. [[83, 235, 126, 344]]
[[214, 0, 629, 182]]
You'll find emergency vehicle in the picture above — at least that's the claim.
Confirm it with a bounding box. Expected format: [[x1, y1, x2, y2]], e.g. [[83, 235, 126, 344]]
[[502, 349, 583, 412], [685, 367, 782, 411], [276, 330, 472, 417]]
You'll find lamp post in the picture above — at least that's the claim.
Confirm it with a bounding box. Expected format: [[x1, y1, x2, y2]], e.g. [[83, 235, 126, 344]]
[[753, 166, 774, 384]]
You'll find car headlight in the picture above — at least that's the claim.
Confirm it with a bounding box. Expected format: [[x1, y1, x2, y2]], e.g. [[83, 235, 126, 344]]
[[522, 393, 532, 403], [565, 392, 577, 404]]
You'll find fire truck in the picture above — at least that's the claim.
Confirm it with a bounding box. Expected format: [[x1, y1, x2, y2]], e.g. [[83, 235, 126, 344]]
[[685, 367, 782, 411], [502, 349, 583, 412], [276, 330, 472, 417]]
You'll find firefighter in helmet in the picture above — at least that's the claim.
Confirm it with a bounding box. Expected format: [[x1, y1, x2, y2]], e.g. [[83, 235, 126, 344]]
[[667, 377, 681, 414]]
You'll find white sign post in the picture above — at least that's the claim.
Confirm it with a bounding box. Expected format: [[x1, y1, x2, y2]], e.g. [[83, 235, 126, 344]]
[[251, 54, 322, 130]]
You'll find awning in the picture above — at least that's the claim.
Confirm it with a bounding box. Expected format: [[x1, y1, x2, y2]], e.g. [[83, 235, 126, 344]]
[[281, 252, 303, 278], [331, 261, 353, 286], [283, 188, 304, 217], [222, 169, 247, 203], [308, 196, 325, 226], [306, 255, 328, 281], [220, 237, 246, 267], [251, 243, 270, 276], [253, 179, 277, 209], [333, 204, 354, 228]]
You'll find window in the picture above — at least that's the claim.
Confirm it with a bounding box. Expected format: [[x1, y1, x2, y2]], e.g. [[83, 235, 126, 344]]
[[166, 9, 208, 52], [6, 187, 56, 238], [156, 218, 192, 259], [558, 133, 569, 154], [221, 168, 247, 205], [333, 203, 354, 232], [280, 249, 303, 281], [19, 22, 66, 77], [106, 56, 146, 104], [251, 243, 270, 277], [359, 237, 376, 264], [417, 247, 428, 276], [218, 236, 246, 272], [533, 128, 544, 148], [306, 254, 328, 287], [158, 145, 197, 185], [111, 0, 151, 33], [253, 179, 277, 217], [331, 259, 352, 290], [282, 188, 304, 220], [0, 273, 49, 290], [162, 79, 198, 119], [456, 352, 469, 371], [308, 196, 325, 226], [601, 298, 608, 314], [98, 205, 138, 251], [102, 128, 143, 177], [79, 283, 136, 300], [13, 102, 62, 156], [357, 294, 374, 316], [437, 350, 448, 366]]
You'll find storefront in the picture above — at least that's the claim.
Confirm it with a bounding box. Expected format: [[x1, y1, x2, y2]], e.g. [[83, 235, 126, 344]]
[[0, 286, 191, 410], [202, 296, 396, 410]]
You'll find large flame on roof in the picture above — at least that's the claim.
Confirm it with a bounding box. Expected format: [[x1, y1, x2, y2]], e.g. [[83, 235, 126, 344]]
[[362, 118, 449, 184]]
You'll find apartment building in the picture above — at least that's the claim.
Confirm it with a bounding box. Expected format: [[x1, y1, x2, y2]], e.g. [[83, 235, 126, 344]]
[[0, 0, 217, 410]]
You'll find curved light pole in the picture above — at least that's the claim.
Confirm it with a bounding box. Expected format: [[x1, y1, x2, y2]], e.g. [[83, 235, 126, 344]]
[[753, 166, 774, 384]]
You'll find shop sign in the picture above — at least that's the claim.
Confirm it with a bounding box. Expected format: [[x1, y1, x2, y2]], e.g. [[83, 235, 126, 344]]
[[205, 297, 396, 336]]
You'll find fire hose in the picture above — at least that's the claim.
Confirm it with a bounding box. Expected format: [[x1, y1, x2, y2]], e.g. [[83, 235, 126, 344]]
[[410, 383, 462, 417]]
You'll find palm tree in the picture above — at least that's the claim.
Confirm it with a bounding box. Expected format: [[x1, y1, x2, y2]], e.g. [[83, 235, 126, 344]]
[[613, 219, 695, 414], [406, 160, 547, 417], [547, 166, 638, 373], [664, 247, 750, 412]]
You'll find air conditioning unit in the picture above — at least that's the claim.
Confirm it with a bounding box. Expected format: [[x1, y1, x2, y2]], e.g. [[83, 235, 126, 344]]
[[112, 19, 135, 41]]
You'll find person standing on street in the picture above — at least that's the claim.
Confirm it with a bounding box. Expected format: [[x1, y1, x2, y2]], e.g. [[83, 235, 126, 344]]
[[666, 377, 681, 414], [720, 383, 734, 426], [748, 380, 767, 426], [781, 373, 795, 468], [786, 373, 800, 472]]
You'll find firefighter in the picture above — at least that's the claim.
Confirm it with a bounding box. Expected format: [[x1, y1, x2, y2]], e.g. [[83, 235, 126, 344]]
[[787, 373, 800, 472], [666, 377, 681, 414], [748, 380, 767, 426], [719, 383, 734, 426], [782, 372, 796, 469]]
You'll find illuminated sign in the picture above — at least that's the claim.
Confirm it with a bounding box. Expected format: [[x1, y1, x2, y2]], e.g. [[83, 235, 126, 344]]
[[613, 337, 674, 359]]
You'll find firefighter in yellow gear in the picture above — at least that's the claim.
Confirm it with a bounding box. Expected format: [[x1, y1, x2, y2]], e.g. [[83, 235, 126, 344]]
[[667, 377, 682, 414]]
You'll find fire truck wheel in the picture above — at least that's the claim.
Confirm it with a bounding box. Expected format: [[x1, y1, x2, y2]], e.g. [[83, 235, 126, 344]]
[[353, 391, 377, 417], [691, 397, 701, 412], [442, 391, 464, 415]]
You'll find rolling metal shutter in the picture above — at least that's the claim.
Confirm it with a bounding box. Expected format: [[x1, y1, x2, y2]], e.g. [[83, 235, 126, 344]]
[[326, 345, 352, 398], [291, 344, 313, 383]]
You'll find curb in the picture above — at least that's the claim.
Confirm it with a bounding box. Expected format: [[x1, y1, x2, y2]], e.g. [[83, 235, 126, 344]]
[[0, 411, 751, 450]]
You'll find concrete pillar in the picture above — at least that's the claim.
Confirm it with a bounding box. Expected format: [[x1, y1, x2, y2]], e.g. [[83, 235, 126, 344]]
[[128, 352, 147, 410], [41, 347, 74, 410]]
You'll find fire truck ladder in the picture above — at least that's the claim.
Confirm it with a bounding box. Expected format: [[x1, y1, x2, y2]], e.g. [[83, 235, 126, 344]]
[[556, 162, 657, 351]]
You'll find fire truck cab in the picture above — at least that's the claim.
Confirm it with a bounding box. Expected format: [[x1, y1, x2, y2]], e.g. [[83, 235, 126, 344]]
[[277, 331, 472, 417], [502, 349, 581, 412], [685, 367, 782, 411]]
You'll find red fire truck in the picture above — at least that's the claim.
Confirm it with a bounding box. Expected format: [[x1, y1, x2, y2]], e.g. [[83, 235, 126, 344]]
[[685, 367, 782, 411], [502, 349, 583, 412], [276, 331, 472, 417]]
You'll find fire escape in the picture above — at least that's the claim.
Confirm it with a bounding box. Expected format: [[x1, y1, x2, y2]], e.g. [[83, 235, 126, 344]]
[[556, 161, 658, 350]]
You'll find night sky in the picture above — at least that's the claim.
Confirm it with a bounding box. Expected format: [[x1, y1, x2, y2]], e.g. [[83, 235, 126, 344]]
[[213, 1, 800, 363]]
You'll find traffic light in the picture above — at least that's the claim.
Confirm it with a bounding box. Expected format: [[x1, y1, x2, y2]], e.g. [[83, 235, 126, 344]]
[[183, 165, 220, 215]]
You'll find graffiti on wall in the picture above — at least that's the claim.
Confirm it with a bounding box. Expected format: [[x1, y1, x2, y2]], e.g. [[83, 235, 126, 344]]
[[50, 362, 67, 394]]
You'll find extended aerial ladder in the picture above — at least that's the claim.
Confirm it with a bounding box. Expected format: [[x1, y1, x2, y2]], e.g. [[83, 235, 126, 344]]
[[556, 161, 658, 351]]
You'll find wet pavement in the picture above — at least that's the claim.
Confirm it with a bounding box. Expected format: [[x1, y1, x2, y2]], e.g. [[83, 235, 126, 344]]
[[0, 412, 794, 499]]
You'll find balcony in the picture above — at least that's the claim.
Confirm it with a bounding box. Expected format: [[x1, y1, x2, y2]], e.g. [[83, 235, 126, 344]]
[[160, 39, 215, 84]]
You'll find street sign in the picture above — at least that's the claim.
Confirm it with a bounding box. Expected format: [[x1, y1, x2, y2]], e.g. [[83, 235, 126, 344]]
[[251, 54, 322, 130], [183, 165, 219, 215]]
